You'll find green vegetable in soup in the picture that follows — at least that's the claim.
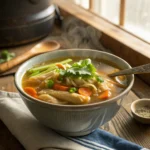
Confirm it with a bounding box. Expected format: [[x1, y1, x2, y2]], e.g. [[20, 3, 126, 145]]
[[29, 70, 40, 77], [22, 57, 127, 105], [57, 59, 99, 80], [28, 58, 72, 74], [69, 87, 77, 93], [47, 79, 54, 88], [32, 66, 57, 77], [96, 76, 104, 83], [66, 59, 96, 78]]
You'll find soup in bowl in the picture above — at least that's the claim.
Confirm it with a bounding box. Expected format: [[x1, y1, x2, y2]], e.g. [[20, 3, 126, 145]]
[[15, 49, 134, 136]]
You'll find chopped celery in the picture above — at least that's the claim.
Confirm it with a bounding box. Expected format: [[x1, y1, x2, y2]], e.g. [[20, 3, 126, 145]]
[[28, 59, 72, 73], [32, 66, 57, 77], [29, 70, 40, 77]]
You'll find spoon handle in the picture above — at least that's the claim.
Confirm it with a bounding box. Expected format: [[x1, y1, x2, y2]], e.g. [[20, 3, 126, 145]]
[[0, 51, 34, 73], [109, 63, 150, 77]]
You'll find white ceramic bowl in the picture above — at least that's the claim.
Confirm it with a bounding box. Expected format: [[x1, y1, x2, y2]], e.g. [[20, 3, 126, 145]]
[[131, 99, 150, 124], [15, 49, 134, 136]]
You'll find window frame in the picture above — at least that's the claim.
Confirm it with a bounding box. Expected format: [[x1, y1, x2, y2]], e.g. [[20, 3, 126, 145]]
[[76, 0, 150, 44]]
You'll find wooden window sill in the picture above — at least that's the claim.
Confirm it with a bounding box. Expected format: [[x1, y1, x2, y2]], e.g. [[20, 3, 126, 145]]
[[53, 0, 150, 84]]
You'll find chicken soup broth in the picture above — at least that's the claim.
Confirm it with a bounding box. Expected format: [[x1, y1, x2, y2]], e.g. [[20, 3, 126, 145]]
[[22, 57, 127, 105]]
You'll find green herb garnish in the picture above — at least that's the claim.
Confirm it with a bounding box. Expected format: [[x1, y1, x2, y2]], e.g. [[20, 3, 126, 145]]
[[0, 59, 5, 63], [96, 76, 104, 83], [57, 59, 104, 83], [0, 50, 16, 63], [58, 76, 64, 81], [64, 59, 97, 78]]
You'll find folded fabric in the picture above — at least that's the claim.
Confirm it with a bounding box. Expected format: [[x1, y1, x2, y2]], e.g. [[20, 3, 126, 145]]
[[0, 90, 147, 150]]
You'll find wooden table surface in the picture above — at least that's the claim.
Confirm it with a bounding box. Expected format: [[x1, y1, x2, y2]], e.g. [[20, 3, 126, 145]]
[[0, 31, 150, 150]]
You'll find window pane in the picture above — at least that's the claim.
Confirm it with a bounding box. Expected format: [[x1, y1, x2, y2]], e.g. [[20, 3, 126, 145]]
[[74, 0, 120, 24], [74, 0, 80, 5], [92, 0, 120, 25], [80, 0, 89, 9], [74, 0, 89, 9], [125, 0, 150, 42]]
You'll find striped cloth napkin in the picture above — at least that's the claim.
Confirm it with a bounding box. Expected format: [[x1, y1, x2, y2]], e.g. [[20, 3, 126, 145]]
[[0, 90, 148, 150]]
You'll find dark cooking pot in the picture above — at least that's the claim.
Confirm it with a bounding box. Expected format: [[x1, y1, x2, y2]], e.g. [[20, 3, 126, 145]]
[[0, 0, 55, 47]]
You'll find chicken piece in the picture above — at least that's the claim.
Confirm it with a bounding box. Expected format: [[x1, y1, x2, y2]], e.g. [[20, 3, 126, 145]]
[[29, 71, 59, 89], [22, 78, 41, 87], [30, 71, 57, 82], [98, 81, 110, 92], [39, 89, 90, 104], [38, 94, 60, 104], [72, 78, 87, 86], [81, 83, 97, 94], [65, 78, 88, 87]]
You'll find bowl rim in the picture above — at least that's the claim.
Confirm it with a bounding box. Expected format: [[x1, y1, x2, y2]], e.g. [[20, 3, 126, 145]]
[[131, 99, 150, 119], [15, 49, 134, 109]]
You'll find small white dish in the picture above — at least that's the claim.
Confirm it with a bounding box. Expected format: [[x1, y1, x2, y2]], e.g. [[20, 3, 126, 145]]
[[131, 99, 150, 124]]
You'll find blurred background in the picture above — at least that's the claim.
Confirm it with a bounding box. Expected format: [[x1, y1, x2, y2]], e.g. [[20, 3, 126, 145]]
[[73, 0, 150, 43]]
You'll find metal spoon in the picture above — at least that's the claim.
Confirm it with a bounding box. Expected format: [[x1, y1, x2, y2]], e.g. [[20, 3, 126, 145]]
[[109, 63, 150, 77], [0, 41, 60, 73]]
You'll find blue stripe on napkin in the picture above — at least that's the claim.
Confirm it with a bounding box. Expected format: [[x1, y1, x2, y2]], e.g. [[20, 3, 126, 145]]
[[68, 129, 144, 150]]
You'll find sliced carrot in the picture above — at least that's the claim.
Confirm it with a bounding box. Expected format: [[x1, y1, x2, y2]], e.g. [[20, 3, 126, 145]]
[[24, 87, 37, 96], [33, 95, 38, 99], [78, 87, 92, 96], [24, 87, 38, 98], [56, 63, 66, 69], [98, 90, 111, 100], [53, 83, 69, 91]]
